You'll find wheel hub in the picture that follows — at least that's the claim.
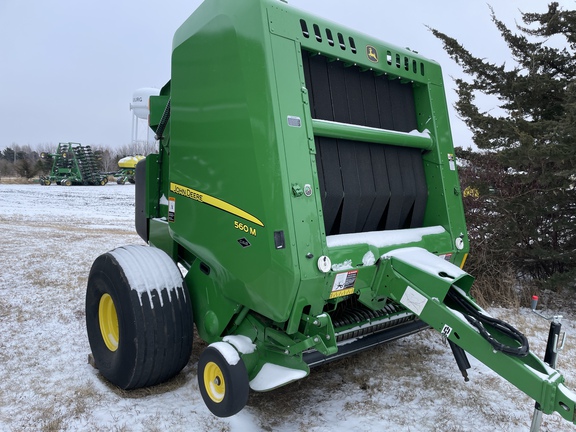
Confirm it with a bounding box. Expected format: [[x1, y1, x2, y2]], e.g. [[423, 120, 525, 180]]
[[204, 361, 225, 403], [98, 293, 119, 352]]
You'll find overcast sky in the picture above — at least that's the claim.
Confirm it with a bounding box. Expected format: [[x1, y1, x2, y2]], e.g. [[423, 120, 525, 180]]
[[0, 0, 573, 151]]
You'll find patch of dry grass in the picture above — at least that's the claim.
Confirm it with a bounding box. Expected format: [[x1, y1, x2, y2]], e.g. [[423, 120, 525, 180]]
[[0, 176, 34, 184]]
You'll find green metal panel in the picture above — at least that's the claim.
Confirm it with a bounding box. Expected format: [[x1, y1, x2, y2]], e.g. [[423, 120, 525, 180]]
[[162, 0, 470, 340], [169, 0, 303, 324]]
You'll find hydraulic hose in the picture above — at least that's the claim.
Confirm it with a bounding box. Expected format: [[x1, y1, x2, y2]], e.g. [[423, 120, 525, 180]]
[[447, 287, 530, 357]]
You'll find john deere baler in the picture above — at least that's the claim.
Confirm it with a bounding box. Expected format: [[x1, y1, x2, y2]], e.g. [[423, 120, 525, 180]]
[[86, 0, 576, 424]]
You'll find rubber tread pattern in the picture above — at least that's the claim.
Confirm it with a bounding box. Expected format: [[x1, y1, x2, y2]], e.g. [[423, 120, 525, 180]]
[[86, 245, 193, 390]]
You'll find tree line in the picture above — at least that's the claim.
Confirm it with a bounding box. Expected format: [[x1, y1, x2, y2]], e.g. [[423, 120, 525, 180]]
[[434, 2, 576, 302], [0, 141, 156, 179]]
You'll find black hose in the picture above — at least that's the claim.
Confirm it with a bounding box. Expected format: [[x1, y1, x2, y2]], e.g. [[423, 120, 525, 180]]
[[155, 99, 171, 140], [447, 287, 529, 357]]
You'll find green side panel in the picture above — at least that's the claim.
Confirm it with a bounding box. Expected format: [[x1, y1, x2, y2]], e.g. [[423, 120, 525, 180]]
[[184, 261, 241, 343], [169, 0, 302, 323], [166, 0, 471, 325], [149, 219, 177, 260], [144, 153, 160, 219]]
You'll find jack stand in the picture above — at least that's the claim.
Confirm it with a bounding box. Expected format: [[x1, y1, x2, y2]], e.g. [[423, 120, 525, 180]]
[[529, 295, 567, 432], [448, 339, 471, 382]]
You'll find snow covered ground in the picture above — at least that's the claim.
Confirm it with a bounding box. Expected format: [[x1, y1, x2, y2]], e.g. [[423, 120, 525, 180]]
[[1, 183, 575, 431]]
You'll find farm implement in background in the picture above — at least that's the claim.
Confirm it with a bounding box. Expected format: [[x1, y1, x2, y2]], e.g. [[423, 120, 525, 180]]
[[84, 0, 576, 427], [39, 142, 108, 186], [112, 155, 145, 185]]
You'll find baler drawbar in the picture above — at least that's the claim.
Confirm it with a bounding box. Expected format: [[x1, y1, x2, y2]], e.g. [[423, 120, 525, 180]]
[[85, 0, 576, 425]]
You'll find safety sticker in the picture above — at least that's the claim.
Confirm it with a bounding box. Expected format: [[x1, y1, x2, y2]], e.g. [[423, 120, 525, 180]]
[[441, 324, 453, 338], [447, 154, 456, 171], [400, 286, 427, 316], [330, 270, 357, 299], [439, 253, 453, 262], [168, 197, 175, 222]]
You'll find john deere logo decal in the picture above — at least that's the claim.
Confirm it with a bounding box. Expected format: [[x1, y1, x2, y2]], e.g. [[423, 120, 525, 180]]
[[366, 45, 378, 63]]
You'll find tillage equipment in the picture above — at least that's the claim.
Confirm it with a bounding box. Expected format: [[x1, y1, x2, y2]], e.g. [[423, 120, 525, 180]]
[[40, 142, 107, 186]]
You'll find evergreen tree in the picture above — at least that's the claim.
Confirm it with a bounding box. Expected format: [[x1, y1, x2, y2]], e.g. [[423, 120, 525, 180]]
[[2, 148, 15, 163], [14, 157, 38, 179], [431, 3, 576, 291]]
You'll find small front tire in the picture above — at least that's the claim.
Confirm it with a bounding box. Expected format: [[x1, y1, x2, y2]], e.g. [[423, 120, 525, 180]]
[[198, 344, 250, 417]]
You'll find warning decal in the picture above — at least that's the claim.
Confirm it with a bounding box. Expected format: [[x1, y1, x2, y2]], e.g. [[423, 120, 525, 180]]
[[400, 286, 427, 316], [168, 197, 175, 222], [330, 270, 358, 299]]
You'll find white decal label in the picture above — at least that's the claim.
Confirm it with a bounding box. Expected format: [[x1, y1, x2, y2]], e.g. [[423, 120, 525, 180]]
[[448, 153, 456, 171], [330, 270, 357, 299], [168, 197, 176, 222], [400, 286, 427, 316]]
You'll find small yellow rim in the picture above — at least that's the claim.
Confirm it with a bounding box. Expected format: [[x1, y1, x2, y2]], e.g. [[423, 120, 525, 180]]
[[204, 361, 225, 403], [98, 293, 119, 352]]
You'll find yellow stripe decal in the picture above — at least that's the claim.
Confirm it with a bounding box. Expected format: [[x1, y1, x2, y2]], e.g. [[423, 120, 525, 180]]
[[460, 253, 469, 269], [170, 182, 264, 227]]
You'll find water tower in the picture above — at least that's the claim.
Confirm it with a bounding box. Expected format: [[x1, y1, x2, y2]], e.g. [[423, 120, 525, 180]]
[[130, 87, 160, 147]]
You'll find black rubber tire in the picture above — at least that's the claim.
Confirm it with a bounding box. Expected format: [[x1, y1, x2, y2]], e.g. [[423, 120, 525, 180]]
[[198, 344, 250, 417], [86, 245, 193, 389]]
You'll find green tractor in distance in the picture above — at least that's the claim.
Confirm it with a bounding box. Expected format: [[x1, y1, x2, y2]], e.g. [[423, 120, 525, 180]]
[[40, 142, 108, 186], [85, 0, 576, 425]]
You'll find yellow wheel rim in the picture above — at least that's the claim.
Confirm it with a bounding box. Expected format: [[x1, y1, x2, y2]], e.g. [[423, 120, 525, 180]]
[[204, 361, 225, 403], [98, 293, 119, 352]]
